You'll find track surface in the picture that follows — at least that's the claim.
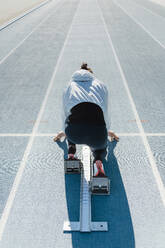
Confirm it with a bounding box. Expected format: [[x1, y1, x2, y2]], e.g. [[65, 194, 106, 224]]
[[0, 0, 165, 247]]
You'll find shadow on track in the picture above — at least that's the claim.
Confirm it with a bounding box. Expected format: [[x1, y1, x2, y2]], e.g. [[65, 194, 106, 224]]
[[56, 139, 135, 248]]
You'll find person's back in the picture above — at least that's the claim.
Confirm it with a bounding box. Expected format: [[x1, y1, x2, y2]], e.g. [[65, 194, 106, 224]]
[[63, 67, 110, 131]]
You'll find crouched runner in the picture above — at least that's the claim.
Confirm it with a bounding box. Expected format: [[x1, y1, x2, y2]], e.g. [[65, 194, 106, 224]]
[[54, 63, 119, 177]]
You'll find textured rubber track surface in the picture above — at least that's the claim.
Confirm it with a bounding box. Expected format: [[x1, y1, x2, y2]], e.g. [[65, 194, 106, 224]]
[[0, 0, 165, 247]]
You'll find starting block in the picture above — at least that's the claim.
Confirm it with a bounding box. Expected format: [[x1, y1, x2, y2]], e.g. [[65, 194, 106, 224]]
[[91, 160, 110, 195], [91, 176, 110, 195], [63, 146, 110, 233], [64, 159, 82, 174]]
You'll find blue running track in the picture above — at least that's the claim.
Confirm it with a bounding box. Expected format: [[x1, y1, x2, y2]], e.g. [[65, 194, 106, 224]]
[[0, 0, 165, 247]]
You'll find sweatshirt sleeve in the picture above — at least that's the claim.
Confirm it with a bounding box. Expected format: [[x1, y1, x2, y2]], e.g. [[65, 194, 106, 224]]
[[61, 89, 67, 132], [103, 85, 111, 130]]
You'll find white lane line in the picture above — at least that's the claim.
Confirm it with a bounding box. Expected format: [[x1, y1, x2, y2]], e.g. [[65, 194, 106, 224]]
[[149, 0, 165, 8], [113, 0, 165, 50], [0, 0, 52, 31], [146, 133, 165, 136], [0, 134, 31, 136], [0, 0, 81, 241], [0, 0, 62, 66], [130, 0, 165, 21], [0, 133, 165, 137], [97, 0, 165, 206]]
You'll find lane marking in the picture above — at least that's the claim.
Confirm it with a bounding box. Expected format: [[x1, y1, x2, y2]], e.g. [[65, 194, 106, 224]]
[[0, 133, 165, 137], [149, 0, 165, 8], [113, 0, 165, 50], [146, 133, 165, 136], [0, 134, 31, 136], [129, 0, 165, 21], [0, 0, 81, 241], [0, 0, 62, 66], [0, 0, 52, 31], [97, 0, 165, 206]]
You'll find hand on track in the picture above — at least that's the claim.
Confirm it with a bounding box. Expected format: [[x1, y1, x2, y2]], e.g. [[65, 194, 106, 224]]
[[108, 131, 119, 142], [53, 131, 66, 142]]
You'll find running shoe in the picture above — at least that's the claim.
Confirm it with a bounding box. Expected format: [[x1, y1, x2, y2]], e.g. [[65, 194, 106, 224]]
[[93, 160, 106, 177], [68, 153, 80, 161]]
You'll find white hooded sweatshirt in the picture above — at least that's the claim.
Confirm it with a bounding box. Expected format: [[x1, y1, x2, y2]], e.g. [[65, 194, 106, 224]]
[[62, 69, 110, 131]]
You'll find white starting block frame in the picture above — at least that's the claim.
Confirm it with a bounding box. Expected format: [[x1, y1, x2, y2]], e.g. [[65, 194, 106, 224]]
[[63, 146, 109, 232]]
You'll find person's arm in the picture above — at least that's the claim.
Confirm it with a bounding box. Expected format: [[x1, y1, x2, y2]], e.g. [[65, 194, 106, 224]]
[[53, 90, 67, 142], [103, 84, 119, 142], [61, 90, 67, 132], [104, 85, 111, 130]]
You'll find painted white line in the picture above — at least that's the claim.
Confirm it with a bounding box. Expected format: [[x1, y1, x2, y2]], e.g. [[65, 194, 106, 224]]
[[97, 0, 165, 206], [0, 133, 139, 137], [0, 0, 81, 241], [0, 134, 31, 136], [130, 0, 165, 21], [113, 0, 165, 50], [0, 133, 165, 137], [149, 0, 165, 8], [0, 0, 52, 31], [0, 0, 62, 66], [117, 133, 165, 136], [146, 133, 165, 136], [117, 133, 140, 136]]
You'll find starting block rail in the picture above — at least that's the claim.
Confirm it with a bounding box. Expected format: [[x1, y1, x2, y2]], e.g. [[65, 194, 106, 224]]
[[63, 146, 109, 232]]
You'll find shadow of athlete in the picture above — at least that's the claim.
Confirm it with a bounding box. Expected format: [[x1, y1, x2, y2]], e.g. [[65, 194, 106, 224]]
[[56, 139, 135, 248]]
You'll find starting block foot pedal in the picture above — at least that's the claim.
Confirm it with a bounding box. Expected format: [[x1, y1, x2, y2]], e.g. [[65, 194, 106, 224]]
[[64, 159, 82, 174], [91, 176, 110, 195], [63, 221, 108, 232]]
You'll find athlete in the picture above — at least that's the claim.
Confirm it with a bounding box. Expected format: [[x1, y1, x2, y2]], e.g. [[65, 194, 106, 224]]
[[54, 63, 119, 177]]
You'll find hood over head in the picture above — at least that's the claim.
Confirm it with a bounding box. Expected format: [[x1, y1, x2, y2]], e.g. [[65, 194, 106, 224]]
[[71, 69, 94, 82]]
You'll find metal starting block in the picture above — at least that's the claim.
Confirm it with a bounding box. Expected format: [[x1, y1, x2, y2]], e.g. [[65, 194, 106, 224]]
[[63, 146, 109, 233], [64, 159, 82, 174], [91, 176, 110, 195]]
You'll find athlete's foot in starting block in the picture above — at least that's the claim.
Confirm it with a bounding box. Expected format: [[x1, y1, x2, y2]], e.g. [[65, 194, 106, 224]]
[[91, 160, 110, 195], [64, 154, 82, 174]]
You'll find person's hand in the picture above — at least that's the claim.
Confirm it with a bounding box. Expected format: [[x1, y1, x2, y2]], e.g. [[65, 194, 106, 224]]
[[108, 130, 119, 142], [53, 131, 66, 142]]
